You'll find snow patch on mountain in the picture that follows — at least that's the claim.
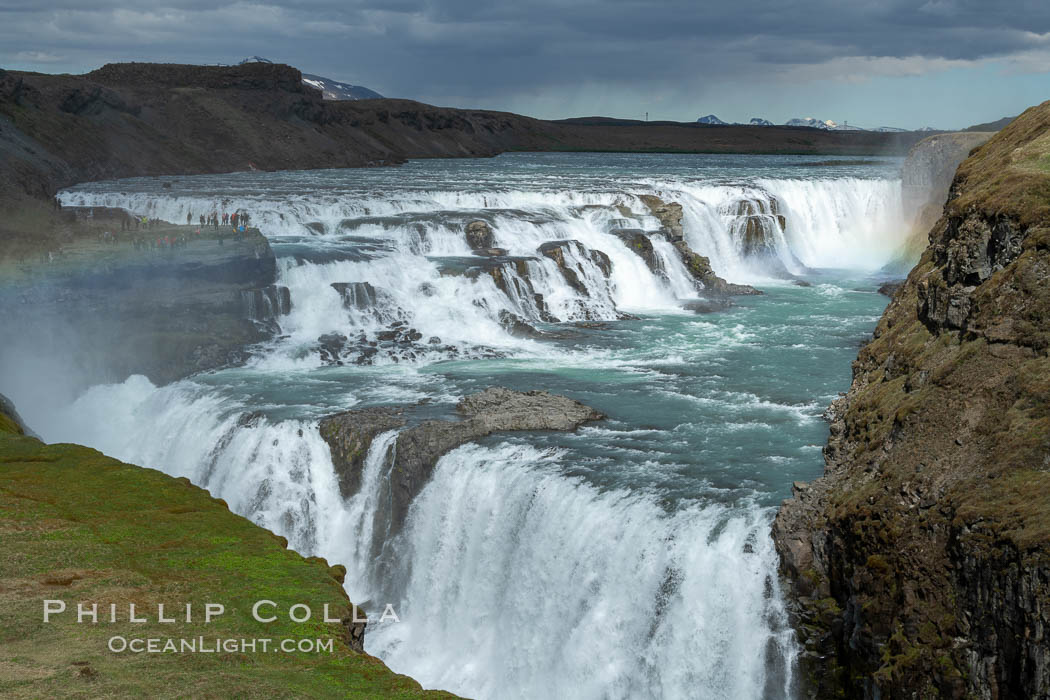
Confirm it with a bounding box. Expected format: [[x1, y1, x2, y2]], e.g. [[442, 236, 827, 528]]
[[696, 114, 728, 125], [238, 56, 383, 100]]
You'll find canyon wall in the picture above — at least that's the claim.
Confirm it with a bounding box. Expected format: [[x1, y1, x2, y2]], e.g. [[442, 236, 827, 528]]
[[773, 102, 1050, 697], [886, 131, 996, 271]]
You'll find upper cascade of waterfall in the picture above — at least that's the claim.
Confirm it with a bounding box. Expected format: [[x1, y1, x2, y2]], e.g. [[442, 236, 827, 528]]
[[58, 156, 907, 369]]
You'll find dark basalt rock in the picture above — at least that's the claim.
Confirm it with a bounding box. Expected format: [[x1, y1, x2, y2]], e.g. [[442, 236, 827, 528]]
[[331, 281, 379, 309], [611, 228, 663, 276], [319, 406, 406, 498], [538, 240, 612, 295], [876, 280, 903, 297], [773, 104, 1050, 699], [317, 333, 348, 364], [638, 194, 685, 241], [671, 240, 762, 297], [497, 310, 543, 338], [465, 220, 495, 250], [242, 285, 291, 323], [319, 388, 605, 538], [0, 227, 283, 387], [681, 298, 731, 314]]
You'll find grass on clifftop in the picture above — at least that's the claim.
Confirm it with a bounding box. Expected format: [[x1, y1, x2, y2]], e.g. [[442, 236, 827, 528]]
[[950, 99, 1050, 226], [0, 420, 457, 699]]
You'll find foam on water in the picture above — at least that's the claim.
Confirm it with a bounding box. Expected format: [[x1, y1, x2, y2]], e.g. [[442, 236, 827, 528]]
[[40, 156, 907, 700], [367, 442, 797, 700], [36, 379, 797, 700]]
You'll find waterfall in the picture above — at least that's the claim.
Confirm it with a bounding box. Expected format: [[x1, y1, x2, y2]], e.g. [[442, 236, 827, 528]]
[[40, 158, 907, 700], [367, 442, 797, 700], [35, 379, 796, 700]]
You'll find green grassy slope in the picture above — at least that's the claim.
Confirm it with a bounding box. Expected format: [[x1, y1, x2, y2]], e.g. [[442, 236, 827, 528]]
[[0, 410, 458, 699]]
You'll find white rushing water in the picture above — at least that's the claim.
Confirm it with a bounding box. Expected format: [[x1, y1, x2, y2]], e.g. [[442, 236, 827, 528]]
[[42, 378, 797, 699], [37, 154, 910, 699]]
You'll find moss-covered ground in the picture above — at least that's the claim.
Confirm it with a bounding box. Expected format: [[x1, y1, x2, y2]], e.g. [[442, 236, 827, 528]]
[[0, 412, 458, 698]]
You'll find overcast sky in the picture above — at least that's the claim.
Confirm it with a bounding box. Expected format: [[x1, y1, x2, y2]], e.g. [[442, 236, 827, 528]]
[[2, 0, 1048, 129]]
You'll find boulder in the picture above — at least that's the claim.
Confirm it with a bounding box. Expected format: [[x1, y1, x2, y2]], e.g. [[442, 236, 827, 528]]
[[672, 240, 761, 296], [331, 282, 379, 310], [681, 298, 731, 314], [877, 280, 904, 297], [498, 310, 543, 338], [317, 332, 348, 364], [464, 220, 495, 250], [638, 194, 684, 241], [538, 240, 612, 295], [611, 228, 662, 275], [319, 388, 604, 537]]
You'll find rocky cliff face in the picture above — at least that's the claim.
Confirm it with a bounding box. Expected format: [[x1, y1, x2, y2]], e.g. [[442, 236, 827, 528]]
[[773, 101, 1050, 698], [889, 131, 996, 271]]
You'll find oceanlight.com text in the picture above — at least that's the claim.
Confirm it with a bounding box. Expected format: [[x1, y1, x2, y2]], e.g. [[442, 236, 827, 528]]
[[107, 636, 335, 654]]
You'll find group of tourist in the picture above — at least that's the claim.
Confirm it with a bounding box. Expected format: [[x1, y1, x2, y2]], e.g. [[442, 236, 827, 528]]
[[189, 211, 252, 229], [119, 215, 160, 232]]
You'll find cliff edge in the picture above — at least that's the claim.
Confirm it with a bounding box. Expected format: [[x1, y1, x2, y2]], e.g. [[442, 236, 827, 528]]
[[0, 396, 457, 698], [887, 131, 996, 272], [773, 101, 1050, 697]]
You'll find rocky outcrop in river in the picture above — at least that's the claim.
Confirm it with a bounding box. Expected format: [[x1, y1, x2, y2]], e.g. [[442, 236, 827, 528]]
[[773, 101, 1050, 698], [320, 388, 604, 537], [627, 194, 761, 297]]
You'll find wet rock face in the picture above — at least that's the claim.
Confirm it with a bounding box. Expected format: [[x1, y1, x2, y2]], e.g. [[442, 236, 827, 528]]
[[611, 228, 663, 275], [242, 285, 291, 324], [319, 388, 604, 536], [638, 194, 685, 241], [671, 240, 761, 297], [331, 281, 378, 310], [538, 240, 612, 295], [727, 195, 790, 265], [0, 229, 282, 387], [319, 406, 406, 499], [485, 258, 554, 322], [465, 220, 495, 250], [772, 104, 1050, 699]]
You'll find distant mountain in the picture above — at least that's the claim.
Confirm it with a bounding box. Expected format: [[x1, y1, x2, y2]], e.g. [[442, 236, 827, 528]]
[[238, 56, 383, 100], [301, 74, 383, 101], [786, 117, 837, 129], [964, 116, 1015, 132], [785, 117, 927, 132], [749, 118, 774, 126], [696, 114, 728, 125]]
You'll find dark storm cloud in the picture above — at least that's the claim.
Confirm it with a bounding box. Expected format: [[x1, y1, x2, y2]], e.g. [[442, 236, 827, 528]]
[[2, 0, 1048, 121]]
